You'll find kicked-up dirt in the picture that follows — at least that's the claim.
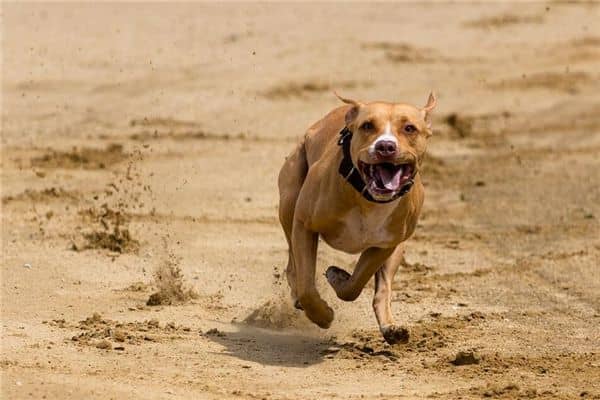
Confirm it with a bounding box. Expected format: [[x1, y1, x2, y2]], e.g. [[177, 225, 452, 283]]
[[1, 3, 599, 399]]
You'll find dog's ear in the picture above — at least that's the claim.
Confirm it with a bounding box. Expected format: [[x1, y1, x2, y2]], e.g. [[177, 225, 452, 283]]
[[421, 92, 437, 125], [420, 92, 437, 133], [334, 91, 362, 126]]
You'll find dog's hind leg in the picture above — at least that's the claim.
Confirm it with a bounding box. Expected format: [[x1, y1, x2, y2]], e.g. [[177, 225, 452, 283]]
[[373, 245, 409, 344], [278, 142, 308, 309]]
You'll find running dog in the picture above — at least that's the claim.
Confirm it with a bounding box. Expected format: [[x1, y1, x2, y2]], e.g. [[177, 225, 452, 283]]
[[278, 92, 436, 344]]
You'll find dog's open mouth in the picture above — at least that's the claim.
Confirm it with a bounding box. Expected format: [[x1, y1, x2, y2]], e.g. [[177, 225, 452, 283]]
[[358, 161, 414, 195]]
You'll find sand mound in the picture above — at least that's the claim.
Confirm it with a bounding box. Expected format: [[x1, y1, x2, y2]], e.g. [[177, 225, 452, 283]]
[[48, 313, 195, 350]]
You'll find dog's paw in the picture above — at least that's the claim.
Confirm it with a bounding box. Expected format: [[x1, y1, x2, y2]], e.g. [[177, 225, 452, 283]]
[[293, 299, 304, 310], [303, 301, 334, 329], [381, 325, 410, 345], [325, 265, 351, 289], [326, 266, 359, 301]]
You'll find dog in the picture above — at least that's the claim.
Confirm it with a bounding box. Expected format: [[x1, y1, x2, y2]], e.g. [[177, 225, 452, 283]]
[[277, 92, 436, 344]]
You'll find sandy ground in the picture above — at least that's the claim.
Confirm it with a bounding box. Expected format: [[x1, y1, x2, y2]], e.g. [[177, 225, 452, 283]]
[[2, 2, 600, 399]]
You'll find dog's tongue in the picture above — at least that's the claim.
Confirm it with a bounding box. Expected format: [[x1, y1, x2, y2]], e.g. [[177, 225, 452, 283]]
[[378, 166, 402, 190]]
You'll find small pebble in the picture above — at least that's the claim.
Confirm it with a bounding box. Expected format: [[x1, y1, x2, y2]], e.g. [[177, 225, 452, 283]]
[[451, 350, 480, 366], [321, 346, 342, 355], [96, 340, 112, 350], [113, 330, 126, 342]]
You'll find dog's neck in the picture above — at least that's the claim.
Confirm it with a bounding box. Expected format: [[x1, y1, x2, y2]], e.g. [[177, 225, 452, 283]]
[[337, 126, 414, 204]]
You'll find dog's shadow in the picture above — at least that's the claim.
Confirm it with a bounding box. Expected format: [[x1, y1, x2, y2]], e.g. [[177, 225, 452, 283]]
[[204, 322, 330, 367]]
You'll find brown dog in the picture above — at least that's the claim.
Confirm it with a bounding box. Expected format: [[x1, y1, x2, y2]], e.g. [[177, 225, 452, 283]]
[[278, 92, 436, 344]]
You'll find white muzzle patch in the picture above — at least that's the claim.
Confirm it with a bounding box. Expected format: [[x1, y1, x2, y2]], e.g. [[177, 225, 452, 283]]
[[368, 121, 397, 157]]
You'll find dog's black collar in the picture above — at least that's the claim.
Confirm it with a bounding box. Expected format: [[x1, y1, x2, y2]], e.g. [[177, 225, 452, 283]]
[[337, 126, 414, 203]]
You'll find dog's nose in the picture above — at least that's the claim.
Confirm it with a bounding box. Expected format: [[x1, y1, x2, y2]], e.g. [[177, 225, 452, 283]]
[[375, 140, 397, 157]]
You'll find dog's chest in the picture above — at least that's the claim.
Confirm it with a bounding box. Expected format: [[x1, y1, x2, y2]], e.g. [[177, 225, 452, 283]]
[[319, 207, 399, 254]]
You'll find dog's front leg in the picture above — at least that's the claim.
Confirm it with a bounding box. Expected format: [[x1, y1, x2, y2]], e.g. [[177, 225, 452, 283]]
[[292, 220, 334, 328], [373, 246, 409, 344], [326, 247, 395, 302]]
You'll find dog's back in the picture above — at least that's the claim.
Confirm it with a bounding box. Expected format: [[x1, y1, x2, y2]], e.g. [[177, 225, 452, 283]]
[[302, 105, 350, 167]]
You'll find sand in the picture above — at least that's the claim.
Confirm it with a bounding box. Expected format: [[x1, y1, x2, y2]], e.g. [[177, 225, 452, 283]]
[[1, 2, 599, 399]]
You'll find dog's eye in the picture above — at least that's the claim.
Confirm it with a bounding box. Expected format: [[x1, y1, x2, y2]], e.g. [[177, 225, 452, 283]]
[[360, 121, 374, 131], [404, 124, 417, 133]]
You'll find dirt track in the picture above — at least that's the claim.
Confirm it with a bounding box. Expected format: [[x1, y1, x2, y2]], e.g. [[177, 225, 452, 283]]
[[1, 3, 600, 399]]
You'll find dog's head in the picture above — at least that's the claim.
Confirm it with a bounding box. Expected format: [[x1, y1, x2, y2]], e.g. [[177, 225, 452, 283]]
[[336, 92, 436, 202]]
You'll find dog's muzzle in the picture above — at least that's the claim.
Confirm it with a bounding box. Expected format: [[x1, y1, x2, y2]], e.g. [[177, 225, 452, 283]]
[[338, 127, 415, 203]]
